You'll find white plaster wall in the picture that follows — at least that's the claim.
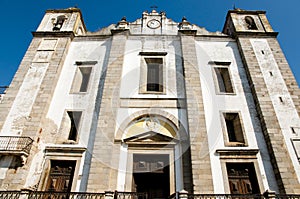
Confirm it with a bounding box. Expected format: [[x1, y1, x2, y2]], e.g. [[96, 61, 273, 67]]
[[196, 40, 278, 193], [47, 40, 108, 147], [251, 38, 300, 182], [120, 38, 184, 99], [117, 40, 188, 138], [117, 144, 128, 191], [44, 40, 109, 191]]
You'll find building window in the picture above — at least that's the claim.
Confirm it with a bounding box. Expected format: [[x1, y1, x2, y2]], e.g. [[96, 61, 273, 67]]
[[226, 163, 260, 194], [146, 58, 163, 92], [139, 52, 166, 94], [45, 160, 76, 192], [214, 66, 234, 94], [223, 112, 246, 146], [245, 16, 258, 30], [67, 111, 82, 142], [71, 67, 92, 93]]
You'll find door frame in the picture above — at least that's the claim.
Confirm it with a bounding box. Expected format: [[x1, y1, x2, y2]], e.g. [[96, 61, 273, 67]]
[[124, 148, 175, 195], [220, 158, 264, 194]]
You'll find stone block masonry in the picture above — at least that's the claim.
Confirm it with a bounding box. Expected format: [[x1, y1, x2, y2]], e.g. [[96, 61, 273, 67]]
[[237, 37, 300, 194], [86, 32, 128, 192], [0, 36, 73, 190], [180, 34, 214, 194], [266, 38, 300, 117]]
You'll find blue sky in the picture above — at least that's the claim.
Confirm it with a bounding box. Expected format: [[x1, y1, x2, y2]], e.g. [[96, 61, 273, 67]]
[[0, 0, 299, 86]]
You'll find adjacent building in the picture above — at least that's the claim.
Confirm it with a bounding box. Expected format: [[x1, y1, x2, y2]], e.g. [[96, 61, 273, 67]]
[[0, 7, 300, 198]]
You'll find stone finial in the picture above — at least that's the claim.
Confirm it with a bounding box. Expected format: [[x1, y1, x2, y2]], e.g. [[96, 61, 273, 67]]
[[263, 189, 276, 199], [150, 5, 158, 13], [178, 189, 189, 199], [105, 191, 115, 199], [179, 17, 192, 30], [116, 16, 129, 29]]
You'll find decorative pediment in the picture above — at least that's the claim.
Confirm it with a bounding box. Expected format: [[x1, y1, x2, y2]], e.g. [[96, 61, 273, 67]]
[[124, 131, 178, 146], [123, 116, 177, 140], [89, 10, 225, 36], [124, 131, 174, 142]]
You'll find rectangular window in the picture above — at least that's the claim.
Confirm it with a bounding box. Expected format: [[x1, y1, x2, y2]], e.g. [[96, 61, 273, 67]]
[[45, 160, 76, 192], [146, 58, 163, 92], [223, 113, 245, 146], [226, 163, 260, 194], [214, 67, 234, 93], [67, 111, 82, 141], [71, 67, 92, 93]]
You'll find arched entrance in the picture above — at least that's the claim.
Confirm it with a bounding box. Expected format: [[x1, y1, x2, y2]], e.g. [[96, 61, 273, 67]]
[[116, 114, 185, 198]]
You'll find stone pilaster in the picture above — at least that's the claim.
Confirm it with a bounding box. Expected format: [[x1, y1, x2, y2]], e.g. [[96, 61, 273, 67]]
[[180, 34, 214, 193], [86, 32, 128, 192], [237, 37, 300, 193], [0, 38, 41, 131], [266, 38, 300, 117]]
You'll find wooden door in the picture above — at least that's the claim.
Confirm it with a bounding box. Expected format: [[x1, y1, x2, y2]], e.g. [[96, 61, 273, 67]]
[[45, 160, 76, 192], [227, 163, 260, 194]]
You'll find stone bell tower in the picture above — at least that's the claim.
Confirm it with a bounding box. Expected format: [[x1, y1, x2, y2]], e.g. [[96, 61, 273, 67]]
[[223, 9, 275, 37], [36, 7, 86, 35], [0, 7, 87, 190], [223, 9, 300, 194]]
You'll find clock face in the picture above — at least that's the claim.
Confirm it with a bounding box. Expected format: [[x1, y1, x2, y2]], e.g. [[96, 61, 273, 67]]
[[147, 19, 161, 29]]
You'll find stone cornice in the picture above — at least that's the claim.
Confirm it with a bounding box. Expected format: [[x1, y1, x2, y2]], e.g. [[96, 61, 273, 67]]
[[216, 148, 259, 159], [32, 31, 75, 39], [234, 31, 279, 38], [227, 9, 266, 15], [45, 145, 86, 156]]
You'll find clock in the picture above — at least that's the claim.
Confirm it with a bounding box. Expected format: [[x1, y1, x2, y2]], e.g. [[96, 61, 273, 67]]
[[147, 19, 161, 29]]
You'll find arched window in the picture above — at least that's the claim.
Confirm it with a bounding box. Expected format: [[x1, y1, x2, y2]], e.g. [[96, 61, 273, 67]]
[[53, 15, 66, 31], [245, 16, 258, 30]]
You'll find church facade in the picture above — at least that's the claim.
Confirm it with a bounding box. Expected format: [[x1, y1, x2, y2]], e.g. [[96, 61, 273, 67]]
[[0, 7, 300, 197]]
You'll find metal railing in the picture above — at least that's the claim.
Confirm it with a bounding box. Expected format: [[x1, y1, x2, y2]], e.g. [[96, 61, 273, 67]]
[[0, 191, 106, 199], [185, 194, 264, 199], [114, 191, 148, 199], [28, 191, 106, 199], [170, 193, 300, 199], [0, 136, 33, 155], [0, 191, 299, 199], [0, 191, 148, 199], [0, 191, 21, 198], [275, 195, 300, 199]]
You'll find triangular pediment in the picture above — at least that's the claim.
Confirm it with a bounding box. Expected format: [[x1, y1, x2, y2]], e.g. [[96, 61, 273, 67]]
[[124, 131, 178, 143]]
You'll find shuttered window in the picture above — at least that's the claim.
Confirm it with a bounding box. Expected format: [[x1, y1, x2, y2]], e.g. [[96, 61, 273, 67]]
[[146, 58, 163, 92]]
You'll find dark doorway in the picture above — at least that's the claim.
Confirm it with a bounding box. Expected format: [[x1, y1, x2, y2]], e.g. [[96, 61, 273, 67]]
[[45, 160, 76, 192], [133, 154, 170, 199]]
